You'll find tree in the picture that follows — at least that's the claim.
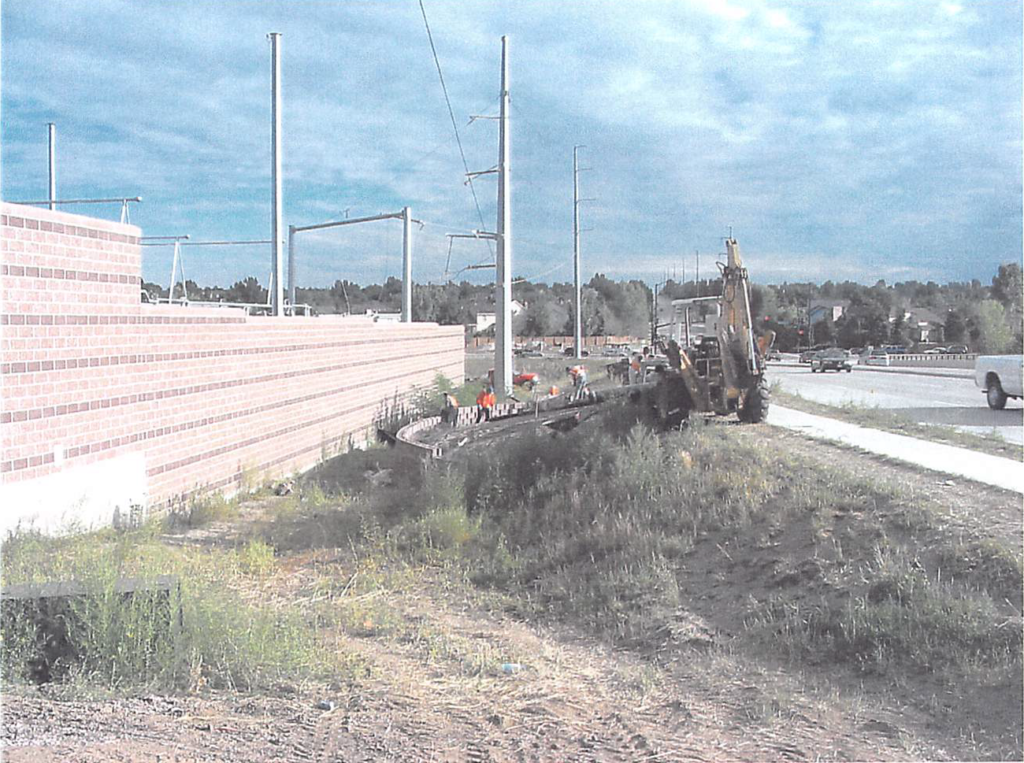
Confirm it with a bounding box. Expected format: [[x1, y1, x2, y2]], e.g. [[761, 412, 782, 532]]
[[890, 311, 909, 347], [944, 308, 966, 343], [992, 263, 1022, 310], [968, 300, 1015, 354], [522, 295, 568, 337], [815, 315, 836, 345], [226, 277, 265, 304]]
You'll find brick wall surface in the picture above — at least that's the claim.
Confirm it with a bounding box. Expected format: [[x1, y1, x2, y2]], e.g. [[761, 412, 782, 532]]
[[0, 203, 464, 518]]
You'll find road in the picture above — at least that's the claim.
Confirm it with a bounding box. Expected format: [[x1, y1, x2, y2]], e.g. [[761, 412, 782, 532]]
[[767, 362, 1023, 445]]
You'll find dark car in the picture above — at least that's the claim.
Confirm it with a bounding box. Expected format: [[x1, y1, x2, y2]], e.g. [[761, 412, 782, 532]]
[[811, 348, 853, 373], [945, 344, 969, 354]]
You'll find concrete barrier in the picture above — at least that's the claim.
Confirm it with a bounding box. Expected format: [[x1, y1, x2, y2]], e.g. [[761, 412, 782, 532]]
[[887, 353, 977, 369]]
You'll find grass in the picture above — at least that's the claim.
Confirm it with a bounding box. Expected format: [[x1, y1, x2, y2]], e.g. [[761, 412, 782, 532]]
[[1, 519, 344, 692], [772, 387, 1023, 461], [746, 545, 1022, 677], [6, 385, 1020, 759]]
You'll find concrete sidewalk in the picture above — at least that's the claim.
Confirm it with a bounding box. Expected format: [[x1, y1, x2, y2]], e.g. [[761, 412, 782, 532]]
[[768, 405, 1024, 494]]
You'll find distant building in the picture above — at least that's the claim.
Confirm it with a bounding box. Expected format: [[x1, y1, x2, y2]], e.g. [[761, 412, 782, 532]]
[[475, 299, 526, 333], [809, 300, 849, 325], [364, 309, 401, 323], [902, 307, 946, 343]]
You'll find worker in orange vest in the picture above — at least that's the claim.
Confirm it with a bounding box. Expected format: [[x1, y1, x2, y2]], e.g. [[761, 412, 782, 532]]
[[476, 385, 496, 423]]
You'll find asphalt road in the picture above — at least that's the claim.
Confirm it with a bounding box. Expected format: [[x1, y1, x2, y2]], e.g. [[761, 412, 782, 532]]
[[767, 362, 1024, 445]]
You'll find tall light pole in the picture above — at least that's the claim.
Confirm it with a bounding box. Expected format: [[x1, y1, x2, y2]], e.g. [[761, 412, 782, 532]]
[[402, 206, 413, 322], [494, 35, 513, 398], [269, 32, 284, 317], [47, 123, 57, 211], [573, 146, 583, 360], [287, 224, 296, 307]]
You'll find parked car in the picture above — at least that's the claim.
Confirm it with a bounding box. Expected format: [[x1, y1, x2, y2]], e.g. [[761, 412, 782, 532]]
[[974, 355, 1023, 410], [946, 345, 970, 354], [863, 349, 890, 367], [514, 371, 540, 389], [811, 348, 853, 373], [487, 370, 542, 390], [799, 349, 818, 363], [766, 349, 782, 362], [923, 347, 946, 355]]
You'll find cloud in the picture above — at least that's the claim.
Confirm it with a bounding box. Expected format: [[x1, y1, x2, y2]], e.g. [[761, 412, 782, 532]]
[[2, 0, 1020, 289]]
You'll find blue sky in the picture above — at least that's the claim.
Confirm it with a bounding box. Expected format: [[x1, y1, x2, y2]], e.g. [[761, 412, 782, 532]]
[[2, 0, 1021, 288]]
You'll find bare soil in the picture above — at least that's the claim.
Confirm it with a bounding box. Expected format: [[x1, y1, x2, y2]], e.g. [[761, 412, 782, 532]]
[[3, 418, 1021, 762]]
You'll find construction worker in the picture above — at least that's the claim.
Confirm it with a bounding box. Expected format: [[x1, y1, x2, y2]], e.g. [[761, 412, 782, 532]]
[[476, 384, 496, 423], [442, 391, 459, 427], [629, 353, 642, 385], [567, 364, 590, 402]]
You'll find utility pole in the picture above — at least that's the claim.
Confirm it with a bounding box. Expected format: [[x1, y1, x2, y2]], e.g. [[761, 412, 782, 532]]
[[402, 206, 413, 322], [695, 249, 700, 297], [494, 35, 513, 398], [47, 123, 57, 211], [573, 145, 582, 360], [651, 282, 659, 347], [287, 225, 296, 307], [269, 32, 285, 317]]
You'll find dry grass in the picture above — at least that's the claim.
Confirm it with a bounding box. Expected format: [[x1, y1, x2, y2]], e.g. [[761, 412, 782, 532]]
[[772, 387, 1023, 461]]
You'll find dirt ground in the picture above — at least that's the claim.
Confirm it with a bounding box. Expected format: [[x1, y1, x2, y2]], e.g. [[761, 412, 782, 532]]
[[3, 416, 1022, 762]]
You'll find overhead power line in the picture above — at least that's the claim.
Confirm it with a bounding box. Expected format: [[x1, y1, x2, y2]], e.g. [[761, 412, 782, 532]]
[[417, 0, 493, 258]]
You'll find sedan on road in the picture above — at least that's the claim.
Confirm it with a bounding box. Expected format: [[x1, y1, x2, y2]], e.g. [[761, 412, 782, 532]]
[[863, 350, 890, 367], [811, 349, 853, 373]]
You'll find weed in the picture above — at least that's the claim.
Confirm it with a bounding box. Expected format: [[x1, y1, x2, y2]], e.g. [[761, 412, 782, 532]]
[[1, 525, 336, 692], [936, 539, 1024, 606], [236, 538, 276, 578], [747, 545, 1022, 676], [165, 493, 238, 530]]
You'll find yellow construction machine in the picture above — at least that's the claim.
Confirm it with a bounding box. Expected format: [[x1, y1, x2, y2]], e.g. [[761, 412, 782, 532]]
[[646, 238, 772, 425]]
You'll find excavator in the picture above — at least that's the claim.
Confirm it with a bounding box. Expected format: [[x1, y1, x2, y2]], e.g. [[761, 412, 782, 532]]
[[644, 237, 772, 426]]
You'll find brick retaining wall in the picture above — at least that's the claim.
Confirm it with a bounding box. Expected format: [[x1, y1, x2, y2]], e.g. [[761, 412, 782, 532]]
[[0, 203, 464, 531]]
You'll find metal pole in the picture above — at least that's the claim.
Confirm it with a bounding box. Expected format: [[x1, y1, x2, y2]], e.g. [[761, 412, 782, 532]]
[[269, 32, 284, 317], [287, 225, 296, 307], [402, 206, 412, 322], [168, 241, 180, 300], [651, 284, 657, 347], [695, 249, 700, 297], [47, 123, 56, 211], [573, 146, 582, 360], [495, 35, 513, 398]]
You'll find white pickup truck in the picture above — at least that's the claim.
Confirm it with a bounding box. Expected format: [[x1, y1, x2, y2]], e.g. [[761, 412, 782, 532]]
[[975, 355, 1023, 410]]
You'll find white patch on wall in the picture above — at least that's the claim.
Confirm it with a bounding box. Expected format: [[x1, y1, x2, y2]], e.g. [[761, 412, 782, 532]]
[[0, 452, 148, 536]]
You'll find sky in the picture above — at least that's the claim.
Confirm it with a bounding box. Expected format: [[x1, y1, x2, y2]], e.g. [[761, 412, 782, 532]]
[[2, 0, 1021, 289]]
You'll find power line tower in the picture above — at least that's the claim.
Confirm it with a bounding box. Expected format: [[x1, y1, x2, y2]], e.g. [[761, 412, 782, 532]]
[[573, 146, 583, 360], [494, 35, 513, 398]]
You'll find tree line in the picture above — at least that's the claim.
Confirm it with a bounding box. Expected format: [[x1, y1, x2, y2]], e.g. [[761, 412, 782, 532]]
[[143, 262, 1022, 354]]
